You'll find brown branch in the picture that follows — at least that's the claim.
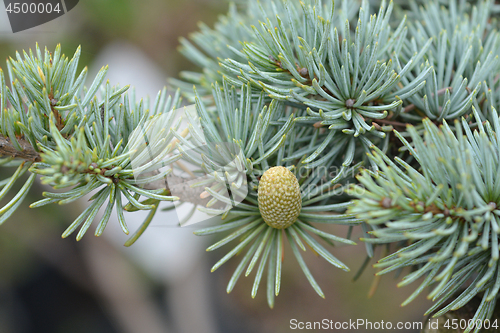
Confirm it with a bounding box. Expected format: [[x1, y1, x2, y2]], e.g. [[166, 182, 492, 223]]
[[379, 197, 497, 225], [0, 134, 41, 162], [403, 103, 416, 113], [49, 91, 65, 131], [372, 119, 409, 128]]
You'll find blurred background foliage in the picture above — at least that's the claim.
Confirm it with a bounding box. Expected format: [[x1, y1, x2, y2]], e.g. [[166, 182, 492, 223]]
[[0, 1, 433, 332], [0, 0, 225, 77]]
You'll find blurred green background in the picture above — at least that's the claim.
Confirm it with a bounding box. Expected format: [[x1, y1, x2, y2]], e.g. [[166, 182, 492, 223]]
[[0, 1, 433, 332]]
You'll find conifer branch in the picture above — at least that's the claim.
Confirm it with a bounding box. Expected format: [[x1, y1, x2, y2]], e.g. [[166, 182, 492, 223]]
[[4, 0, 500, 322], [0, 134, 40, 162]]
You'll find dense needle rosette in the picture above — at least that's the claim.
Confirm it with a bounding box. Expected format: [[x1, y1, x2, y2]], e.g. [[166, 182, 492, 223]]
[[166, 74, 361, 307], [194, 161, 359, 308]]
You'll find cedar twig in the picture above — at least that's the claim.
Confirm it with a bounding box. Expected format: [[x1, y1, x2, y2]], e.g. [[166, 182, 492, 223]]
[[0, 135, 41, 162], [0, 133, 210, 206]]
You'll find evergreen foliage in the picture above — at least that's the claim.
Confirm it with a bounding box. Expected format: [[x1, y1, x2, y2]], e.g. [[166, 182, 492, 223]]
[[0, 45, 181, 244], [348, 110, 500, 325], [2, 0, 500, 329]]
